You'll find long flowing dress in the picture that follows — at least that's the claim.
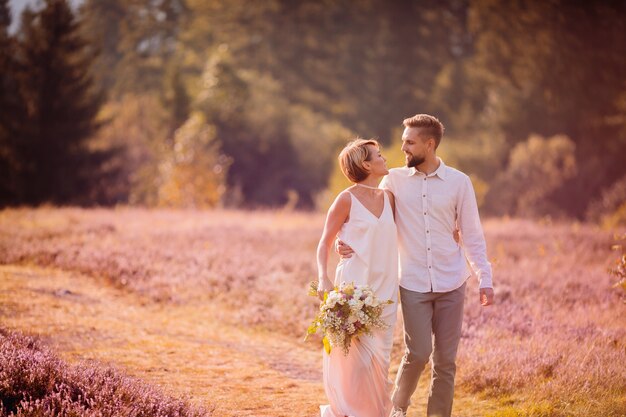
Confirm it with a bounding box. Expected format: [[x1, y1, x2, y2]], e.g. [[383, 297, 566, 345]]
[[320, 191, 399, 417]]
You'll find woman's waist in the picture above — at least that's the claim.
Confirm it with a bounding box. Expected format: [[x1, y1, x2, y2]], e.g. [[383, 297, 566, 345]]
[[337, 256, 398, 274], [335, 263, 398, 292]]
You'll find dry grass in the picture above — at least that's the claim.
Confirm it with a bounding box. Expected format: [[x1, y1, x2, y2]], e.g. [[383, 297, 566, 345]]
[[1, 207, 625, 416], [0, 207, 319, 333], [0, 325, 209, 417], [0, 265, 323, 416]]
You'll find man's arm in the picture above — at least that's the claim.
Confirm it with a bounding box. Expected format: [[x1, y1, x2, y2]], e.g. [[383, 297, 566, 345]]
[[458, 175, 494, 306]]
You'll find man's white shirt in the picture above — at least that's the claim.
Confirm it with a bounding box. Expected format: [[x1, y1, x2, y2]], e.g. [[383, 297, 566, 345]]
[[380, 158, 493, 293]]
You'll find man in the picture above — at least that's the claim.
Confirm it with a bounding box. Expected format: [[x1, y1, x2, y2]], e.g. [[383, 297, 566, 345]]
[[338, 114, 494, 417]]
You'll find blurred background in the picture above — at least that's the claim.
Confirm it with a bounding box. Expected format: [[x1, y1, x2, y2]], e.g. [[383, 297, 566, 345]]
[[1, 3, 626, 416], [1, 0, 625, 224]]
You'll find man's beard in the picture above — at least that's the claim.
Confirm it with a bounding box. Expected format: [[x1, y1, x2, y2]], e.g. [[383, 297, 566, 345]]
[[406, 153, 425, 168]]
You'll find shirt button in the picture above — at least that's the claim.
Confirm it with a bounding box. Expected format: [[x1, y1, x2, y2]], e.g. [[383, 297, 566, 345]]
[[428, 266, 432, 269], [424, 178, 427, 181], [423, 212, 427, 215], [426, 230, 430, 233], [427, 248, 431, 251], [422, 195, 426, 197]]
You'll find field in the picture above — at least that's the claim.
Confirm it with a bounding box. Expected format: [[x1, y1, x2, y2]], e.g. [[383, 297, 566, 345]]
[[1, 208, 625, 417]]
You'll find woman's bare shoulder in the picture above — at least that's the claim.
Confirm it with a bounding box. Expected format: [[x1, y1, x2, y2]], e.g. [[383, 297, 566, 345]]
[[333, 189, 353, 208]]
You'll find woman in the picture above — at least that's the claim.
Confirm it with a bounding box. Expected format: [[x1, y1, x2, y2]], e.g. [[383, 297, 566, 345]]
[[316, 138, 398, 417]]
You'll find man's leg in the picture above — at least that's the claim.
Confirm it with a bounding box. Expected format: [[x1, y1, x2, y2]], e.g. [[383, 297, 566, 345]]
[[391, 286, 434, 411], [427, 282, 466, 417]]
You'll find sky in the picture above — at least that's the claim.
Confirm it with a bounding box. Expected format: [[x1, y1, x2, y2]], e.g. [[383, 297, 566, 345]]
[[8, 0, 83, 32]]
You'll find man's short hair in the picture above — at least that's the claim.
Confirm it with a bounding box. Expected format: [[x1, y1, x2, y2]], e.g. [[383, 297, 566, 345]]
[[403, 114, 445, 149], [338, 138, 380, 183]]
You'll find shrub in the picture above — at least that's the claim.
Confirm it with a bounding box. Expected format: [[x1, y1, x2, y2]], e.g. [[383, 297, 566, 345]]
[[609, 234, 626, 302], [0, 328, 210, 417], [158, 112, 230, 209], [587, 175, 626, 228], [485, 134, 577, 217]]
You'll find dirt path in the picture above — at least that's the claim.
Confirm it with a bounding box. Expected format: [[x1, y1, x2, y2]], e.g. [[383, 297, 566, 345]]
[[0, 265, 497, 417]]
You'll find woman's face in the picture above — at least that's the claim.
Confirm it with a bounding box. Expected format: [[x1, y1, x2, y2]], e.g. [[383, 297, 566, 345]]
[[364, 144, 388, 177]]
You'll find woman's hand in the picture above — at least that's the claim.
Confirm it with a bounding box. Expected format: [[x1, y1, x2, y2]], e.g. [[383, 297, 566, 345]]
[[317, 278, 334, 301]]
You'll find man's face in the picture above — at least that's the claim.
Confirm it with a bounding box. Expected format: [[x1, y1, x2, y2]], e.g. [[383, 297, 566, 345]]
[[401, 127, 430, 168]]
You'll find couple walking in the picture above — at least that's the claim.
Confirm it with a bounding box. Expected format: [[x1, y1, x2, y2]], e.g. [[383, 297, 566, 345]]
[[316, 114, 494, 417]]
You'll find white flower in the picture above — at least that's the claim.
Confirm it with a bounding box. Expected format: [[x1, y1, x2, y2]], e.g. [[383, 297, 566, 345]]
[[348, 298, 364, 310], [307, 282, 391, 355], [357, 310, 368, 323]]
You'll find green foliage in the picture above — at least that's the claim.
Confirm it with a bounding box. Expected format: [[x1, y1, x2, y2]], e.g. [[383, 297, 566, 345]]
[[288, 105, 352, 206], [201, 63, 299, 206], [609, 234, 626, 302], [88, 94, 169, 206], [485, 135, 577, 217], [0, 0, 23, 205], [194, 46, 352, 207], [435, 130, 508, 210], [81, 0, 187, 97], [465, 0, 626, 218], [587, 175, 626, 228], [78, 0, 125, 94], [161, 63, 191, 138], [602, 203, 626, 230], [437, 131, 508, 185], [10, 0, 109, 205], [158, 112, 229, 208], [2, 0, 626, 212]]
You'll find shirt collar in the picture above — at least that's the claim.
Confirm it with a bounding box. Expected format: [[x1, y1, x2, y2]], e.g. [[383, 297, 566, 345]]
[[408, 157, 447, 180]]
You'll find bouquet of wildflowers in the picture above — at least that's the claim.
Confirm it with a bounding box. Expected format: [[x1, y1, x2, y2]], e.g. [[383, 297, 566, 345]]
[[305, 281, 392, 355]]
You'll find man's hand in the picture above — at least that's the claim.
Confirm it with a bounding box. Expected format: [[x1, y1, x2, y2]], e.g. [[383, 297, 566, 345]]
[[335, 239, 354, 258], [480, 287, 494, 306]]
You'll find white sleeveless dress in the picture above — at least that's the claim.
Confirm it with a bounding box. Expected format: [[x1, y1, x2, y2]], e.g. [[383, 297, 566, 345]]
[[321, 191, 399, 417]]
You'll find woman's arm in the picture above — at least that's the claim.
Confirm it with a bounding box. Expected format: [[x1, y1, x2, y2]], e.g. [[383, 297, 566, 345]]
[[316, 191, 351, 299]]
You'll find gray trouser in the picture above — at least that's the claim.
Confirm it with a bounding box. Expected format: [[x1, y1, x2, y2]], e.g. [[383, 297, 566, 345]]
[[391, 282, 466, 417]]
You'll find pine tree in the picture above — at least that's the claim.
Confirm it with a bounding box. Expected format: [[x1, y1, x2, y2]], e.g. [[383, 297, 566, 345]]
[[0, 0, 12, 199], [0, 0, 25, 205], [111, 0, 187, 96], [16, 0, 104, 204], [161, 63, 190, 140], [78, 0, 126, 94]]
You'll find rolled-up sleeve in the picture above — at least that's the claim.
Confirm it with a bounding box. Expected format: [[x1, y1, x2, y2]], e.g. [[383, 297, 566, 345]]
[[458, 175, 493, 289]]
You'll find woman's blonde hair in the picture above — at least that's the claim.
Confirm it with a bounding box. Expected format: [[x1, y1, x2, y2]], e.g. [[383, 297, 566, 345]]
[[338, 138, 380, 183]]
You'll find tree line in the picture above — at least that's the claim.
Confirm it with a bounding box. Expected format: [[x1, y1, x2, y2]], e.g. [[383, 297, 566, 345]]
[[0, 0, 625, 223]]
